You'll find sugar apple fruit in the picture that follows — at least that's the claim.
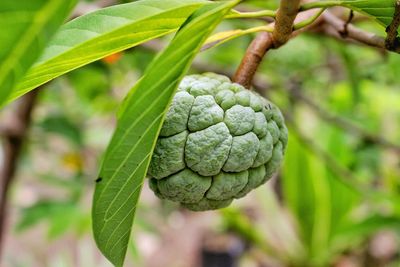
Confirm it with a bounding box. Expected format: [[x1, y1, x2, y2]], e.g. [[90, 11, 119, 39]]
[[148, 73, 287, 211]]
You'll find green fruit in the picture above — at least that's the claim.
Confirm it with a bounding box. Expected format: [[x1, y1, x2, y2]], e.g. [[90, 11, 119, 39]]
[[148, 73, 288, 211]]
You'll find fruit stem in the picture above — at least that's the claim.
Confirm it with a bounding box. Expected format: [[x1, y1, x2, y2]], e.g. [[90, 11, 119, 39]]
[[233, 32, 273, 88], [233, 0, 301, 88]]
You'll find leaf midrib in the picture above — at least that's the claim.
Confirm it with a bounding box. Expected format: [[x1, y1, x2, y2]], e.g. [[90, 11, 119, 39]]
[[34, 2, 204, 67], [96, 54, 195, 207]]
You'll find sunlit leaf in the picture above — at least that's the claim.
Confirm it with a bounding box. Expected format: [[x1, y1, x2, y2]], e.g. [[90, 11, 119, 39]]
[[303, 0, 398, 26], [6, 0, 209, 107], [92, 1, 239, 266], [0, 0, 77, 106]]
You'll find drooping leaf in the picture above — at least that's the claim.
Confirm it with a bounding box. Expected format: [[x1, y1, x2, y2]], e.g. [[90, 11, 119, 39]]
[[6, 0, 209, 107], [0, 0, 77, 106], [282, 134, 316, 250], [92, 1, 239, 266], [332, 214, 400, 252], [16, 201, 79, 238], [323, 127, 360, 233], [282, 130, 360, 264]]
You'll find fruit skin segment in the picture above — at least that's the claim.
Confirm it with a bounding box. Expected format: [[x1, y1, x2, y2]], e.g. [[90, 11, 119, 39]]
[[148, 73, 288, 211]]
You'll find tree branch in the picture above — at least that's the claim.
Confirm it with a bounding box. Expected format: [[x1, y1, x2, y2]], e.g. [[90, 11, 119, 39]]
[[272, 0, 301, 47], [339, 10, 354, 38], [385, 0, 400, 50], [233, 6, 322, 88], [321, 11, 400, 53], [287, 85, 400, 154], [232, 32, 274, 88]]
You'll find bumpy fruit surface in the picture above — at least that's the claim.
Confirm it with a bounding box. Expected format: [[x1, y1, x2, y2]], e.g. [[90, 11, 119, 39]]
[[148, 73, 288, 211]]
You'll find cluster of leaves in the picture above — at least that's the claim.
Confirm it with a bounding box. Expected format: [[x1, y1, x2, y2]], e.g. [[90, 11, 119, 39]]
[[1, 0, 400, 266]]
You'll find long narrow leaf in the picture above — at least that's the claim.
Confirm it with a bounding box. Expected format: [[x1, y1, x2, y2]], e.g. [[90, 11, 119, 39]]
[[92, 1, 239, 266], [0, 0, 77, 105], [5, 0, 209, 107], [282, 131, 360, 264]]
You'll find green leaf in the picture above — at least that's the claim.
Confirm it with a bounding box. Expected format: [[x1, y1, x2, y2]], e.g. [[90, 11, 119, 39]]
[[16, 201, 78, 236], [39, 115, 82, 146], [342, 0, 397, 26], [47, 205, 80, 239], [92, 1, 239, 266], [332, 214, 400, 252], [0, 0, 77, 106], [68, 66, 110, 102], [282, 134, 316, 251], [6, 0, 209, 107], [303, 0, 397, 27]]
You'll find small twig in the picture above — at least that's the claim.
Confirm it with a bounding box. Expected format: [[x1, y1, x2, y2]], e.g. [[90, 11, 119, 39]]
[[322, 11, 388, 51], [339, 10, 354, 38], [272, 0, 301, 47], [287, 85, 400, 155], [385, 0, 400, 50]]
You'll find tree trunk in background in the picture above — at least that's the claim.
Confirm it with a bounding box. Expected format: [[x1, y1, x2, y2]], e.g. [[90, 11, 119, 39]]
[[0, 89, 40, 259]]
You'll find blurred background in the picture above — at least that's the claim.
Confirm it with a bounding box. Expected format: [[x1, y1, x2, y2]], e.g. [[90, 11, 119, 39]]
[[1, 0, 400, 266]]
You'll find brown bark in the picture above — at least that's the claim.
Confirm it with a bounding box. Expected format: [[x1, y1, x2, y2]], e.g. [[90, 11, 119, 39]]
[[233, 32, 274, 88], [321, 11, 400, 54], [385, 0, 400, 50], [272, 0, 301, 47], [322, 12, 386, 50], [233, 6, 321, 88], [233, 0, 302, 88]]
